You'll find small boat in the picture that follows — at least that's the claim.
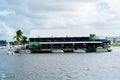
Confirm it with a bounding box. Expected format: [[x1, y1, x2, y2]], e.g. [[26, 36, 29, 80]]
[[51, 49, 64, 53], [19, 49, 31, 54], [107, 49, 112, 52], [73, 49, 86, 53], [7, 49, 15, 54], [96, 47, 112, 52]]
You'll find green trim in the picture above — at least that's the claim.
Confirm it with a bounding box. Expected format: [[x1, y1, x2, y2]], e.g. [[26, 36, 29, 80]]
[[29, 42, 40, 47]]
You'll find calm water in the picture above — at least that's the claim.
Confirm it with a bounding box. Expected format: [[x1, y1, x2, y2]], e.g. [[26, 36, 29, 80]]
[[0, 47, 120, 80]]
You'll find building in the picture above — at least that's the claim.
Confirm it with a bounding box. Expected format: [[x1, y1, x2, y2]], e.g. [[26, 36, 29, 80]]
[[28, 30, 111, 53], [106, 37, 120, 44]]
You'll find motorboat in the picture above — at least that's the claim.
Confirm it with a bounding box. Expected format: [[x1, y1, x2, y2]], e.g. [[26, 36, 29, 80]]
[[96, 47, 112, 52], [19, 49, 31, 54], [51, 49, 64, 53], [73, 49, 86, 53], [7, 49, 15, 54]]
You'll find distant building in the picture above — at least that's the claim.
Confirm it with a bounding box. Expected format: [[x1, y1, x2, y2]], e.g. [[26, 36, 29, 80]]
[[106, 37, 120, 44]]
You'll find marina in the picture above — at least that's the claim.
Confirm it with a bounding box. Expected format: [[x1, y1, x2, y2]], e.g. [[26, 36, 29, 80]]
[[0, 30, 112, 54], [0, 0, 119, 79]]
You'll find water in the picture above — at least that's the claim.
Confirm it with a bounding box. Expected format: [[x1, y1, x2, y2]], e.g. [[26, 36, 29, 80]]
[[0, 47, 120, 80]]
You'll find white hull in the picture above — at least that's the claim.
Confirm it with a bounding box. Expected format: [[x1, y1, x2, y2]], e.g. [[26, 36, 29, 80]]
[[73, 49, 86, 53], [6, 48, 15, 54], [96, 49, 107, 52], [52, 49, 64, 53], [19, 49, 31, 54], [7, 51, 15, 54], [96, 48, 112, 52]]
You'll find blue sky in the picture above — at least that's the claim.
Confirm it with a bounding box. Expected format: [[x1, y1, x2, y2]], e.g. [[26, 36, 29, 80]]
[[0, 0, 120, 41]]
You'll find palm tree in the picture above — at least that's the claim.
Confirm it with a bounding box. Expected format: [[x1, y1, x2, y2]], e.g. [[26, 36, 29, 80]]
[[21, 36, 28, 44], [13, 30, 23, 44]]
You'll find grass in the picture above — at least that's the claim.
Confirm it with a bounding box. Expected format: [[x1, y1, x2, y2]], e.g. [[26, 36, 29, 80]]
[[111, 44, 120, 46]]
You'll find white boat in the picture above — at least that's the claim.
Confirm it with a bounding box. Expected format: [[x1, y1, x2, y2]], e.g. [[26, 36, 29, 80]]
[[96, 47, 112, 52], [73, 49, 86, 53], [19, 49, 31, 54], [7, 49, 15, 54], [51, 49, 64, 53]]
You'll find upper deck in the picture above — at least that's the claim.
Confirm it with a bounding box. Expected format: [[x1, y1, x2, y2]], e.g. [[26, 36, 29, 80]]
[[29, 37, 90, 42]]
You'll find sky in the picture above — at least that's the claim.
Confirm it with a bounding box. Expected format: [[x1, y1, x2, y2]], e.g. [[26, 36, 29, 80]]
[[0, 0, 120, 41]]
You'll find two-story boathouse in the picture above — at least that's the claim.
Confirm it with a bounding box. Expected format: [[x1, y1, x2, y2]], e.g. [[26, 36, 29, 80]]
[[28, 30, 111, 53]]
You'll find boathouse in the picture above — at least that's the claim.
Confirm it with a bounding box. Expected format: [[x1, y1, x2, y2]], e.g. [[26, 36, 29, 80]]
[[29, 30, 111, 53]]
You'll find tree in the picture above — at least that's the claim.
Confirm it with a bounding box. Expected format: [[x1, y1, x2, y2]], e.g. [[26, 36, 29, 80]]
[[21, 36, 28, 44], [9, 41, 18, 45], [13, 29, 23, 44], [14, 29, 28, 44], [90, 34, 96, 40], [90, 34, 99, 40]]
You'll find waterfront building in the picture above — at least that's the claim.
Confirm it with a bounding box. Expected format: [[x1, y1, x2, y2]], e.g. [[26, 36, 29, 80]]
[[28, 30, 111, 53]]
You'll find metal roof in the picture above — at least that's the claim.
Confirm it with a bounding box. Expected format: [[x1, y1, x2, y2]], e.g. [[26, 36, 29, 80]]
[[29, 29, 90, 38], [39, 41, 102, 44]]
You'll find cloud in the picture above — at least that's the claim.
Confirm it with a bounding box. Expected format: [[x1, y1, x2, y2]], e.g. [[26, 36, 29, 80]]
[[0, 0, 120, 41], [0, 10, 15, 16], [0, 21, 15, 41]]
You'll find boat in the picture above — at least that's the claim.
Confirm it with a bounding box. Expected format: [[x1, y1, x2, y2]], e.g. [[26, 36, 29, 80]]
[[19, 49, 31, 54], [51, 49, 64, 53], [96, 47, 112, 52], [7, 49, 15, 54], [73, 49, 86, 53], [107, 48, 112, 52]]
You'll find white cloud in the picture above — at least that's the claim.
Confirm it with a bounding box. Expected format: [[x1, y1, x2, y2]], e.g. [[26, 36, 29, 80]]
[[0, 21, 15, 41], [0, 0, 120, 41], [0, 10, 15, 16]]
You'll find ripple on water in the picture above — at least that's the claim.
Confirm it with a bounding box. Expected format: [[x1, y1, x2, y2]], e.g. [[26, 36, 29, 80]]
[[0, 73, 17, 80], [0, 47, 120, 80]]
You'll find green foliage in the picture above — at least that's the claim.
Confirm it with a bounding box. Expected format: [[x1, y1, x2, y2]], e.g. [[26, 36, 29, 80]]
[[13, 29, 28, 44], [90, 34, 99, 40], [112, 44, 120, 46], [13, 29, 23, 43], [21, 36, 28, 44], [0, 40, 6, 42], [108, 40, 111, 45], [9, 41, 18, 45]]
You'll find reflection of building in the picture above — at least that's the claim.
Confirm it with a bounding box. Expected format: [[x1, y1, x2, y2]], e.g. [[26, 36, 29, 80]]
[[106, 37, 120, 44]]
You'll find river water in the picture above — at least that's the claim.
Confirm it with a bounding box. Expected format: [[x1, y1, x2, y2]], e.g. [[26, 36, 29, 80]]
[[0, 47, 120, 80]]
